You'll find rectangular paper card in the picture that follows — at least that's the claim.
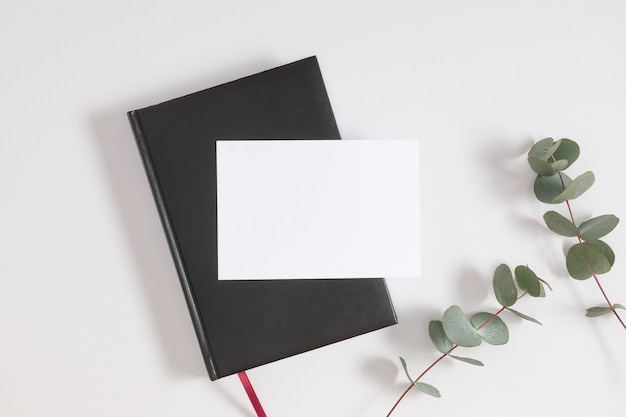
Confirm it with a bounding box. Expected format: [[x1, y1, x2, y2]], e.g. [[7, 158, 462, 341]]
[[216, 139, 420, 280]]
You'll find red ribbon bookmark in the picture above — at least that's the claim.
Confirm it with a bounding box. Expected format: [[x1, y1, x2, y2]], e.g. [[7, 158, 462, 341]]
[[238, 371, 267, 417]]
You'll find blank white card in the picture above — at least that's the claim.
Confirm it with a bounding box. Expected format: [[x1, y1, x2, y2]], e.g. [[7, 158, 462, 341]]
[[216, 139, 420, 280]]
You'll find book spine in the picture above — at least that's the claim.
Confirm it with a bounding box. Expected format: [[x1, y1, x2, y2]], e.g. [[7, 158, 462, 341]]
[[127, 111, 219, 380]]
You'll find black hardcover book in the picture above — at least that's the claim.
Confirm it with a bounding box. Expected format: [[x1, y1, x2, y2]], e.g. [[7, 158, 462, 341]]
[[127, 56, 397, 380]]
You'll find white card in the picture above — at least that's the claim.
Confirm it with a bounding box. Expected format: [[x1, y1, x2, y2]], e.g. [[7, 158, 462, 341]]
[[216, 139, 420, 280]]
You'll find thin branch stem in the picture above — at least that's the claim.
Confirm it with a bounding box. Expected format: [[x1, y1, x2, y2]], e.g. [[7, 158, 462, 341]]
[[593, 275, 626, 329], [385, 296, 525, 416], [556, 171, 626, 329], [384, 352, 448, 417]]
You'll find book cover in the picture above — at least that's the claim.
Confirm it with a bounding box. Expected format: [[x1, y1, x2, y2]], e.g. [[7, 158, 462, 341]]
[[127, 56, 397, 380]]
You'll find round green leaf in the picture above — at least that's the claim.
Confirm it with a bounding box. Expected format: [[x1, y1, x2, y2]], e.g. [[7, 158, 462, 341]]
[[528, 137, 557, 159], [533, 278, 549, 298], [552, 171, 595, 203], [543, 210, 579, 237], [442, 305, 482, 347], [514, 265, 541, 297], [588, 240, 615, 267], [493, 264, 517, 307], [429, 320, 453, 354], [537, 285, 546, 298], [534, 172, 572, 204], [528, 157, 568, 176], [578, 214, 619, 241], [551, 138, 580, 169], [566, 242, 612, 280], [470, 312, 509, 345]]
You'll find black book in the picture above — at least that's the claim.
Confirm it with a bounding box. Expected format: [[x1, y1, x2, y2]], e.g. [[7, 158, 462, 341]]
[[127, 56, 397, 380]]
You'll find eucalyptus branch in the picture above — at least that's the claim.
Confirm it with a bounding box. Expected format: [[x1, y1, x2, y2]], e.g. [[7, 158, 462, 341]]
[[527, 138, 625, 328], [386, 264, 549, 416]]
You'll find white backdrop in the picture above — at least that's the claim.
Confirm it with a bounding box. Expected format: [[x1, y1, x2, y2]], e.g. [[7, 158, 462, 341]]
[[2, 1, 625, 416]]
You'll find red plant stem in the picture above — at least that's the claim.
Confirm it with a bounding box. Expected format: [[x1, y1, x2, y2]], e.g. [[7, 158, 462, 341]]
[[557, 172, 626, 329], [385, 303, 513, 417], [384, 352, 449, 417], [593, 274, 626, 329]]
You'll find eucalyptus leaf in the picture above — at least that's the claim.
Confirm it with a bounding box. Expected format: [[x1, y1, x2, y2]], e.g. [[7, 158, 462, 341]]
[[399, 356, 411, 379], [470, 312, 509, 345], [442, 305, 482, 347], [429, 320, 453, 354], [528, 137, 557, 159], [566, 242, 612, 280], [400, 356, 442, 398], [528, 157, 567, 176], [585, 306, 615, 317], [537, 277, 552, 297], [551, 138, 580, 169], [414, 382, 442, 398], [534, 172, 572, 204], [399, 356, 414, 383], [538, 283, 546, 298], [552, 171, 595, 203], [493, 264, 517, 307], [578, 214, 619, 241], [448, 355, 484, 366], [584, 303, 624, 317], [543, 210, 579, 237], [588, 240, 616, 267], [506, 307, 542, 325], [514, 265, 542, 297], [537, 277, 553, 292]]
